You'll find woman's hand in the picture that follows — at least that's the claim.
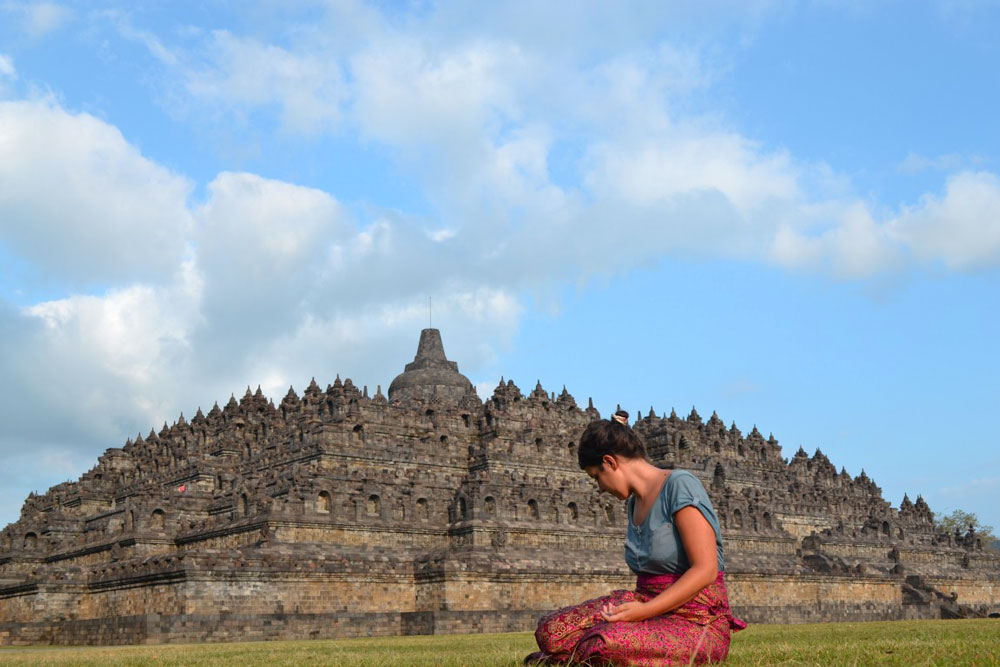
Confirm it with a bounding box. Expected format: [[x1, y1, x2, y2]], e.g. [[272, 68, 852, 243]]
[[600, 600, 651, 623]]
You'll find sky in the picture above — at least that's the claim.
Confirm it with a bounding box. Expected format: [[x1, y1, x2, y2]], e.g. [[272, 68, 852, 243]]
[[0, 1, 998, 533]]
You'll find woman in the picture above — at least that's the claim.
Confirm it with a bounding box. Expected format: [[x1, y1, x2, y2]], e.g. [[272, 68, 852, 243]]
[[526, 410, 745, 666]]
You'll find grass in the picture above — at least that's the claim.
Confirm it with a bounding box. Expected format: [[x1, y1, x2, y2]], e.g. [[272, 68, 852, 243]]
[[0, 619, 997, 666], [726, 619, 1000, 666]]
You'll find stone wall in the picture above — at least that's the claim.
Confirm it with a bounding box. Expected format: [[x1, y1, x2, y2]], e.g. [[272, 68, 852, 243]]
[[729, 573, 905, 623]]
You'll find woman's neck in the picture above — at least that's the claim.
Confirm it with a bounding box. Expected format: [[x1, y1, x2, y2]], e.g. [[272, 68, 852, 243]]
[[623, 458, 669, 501]]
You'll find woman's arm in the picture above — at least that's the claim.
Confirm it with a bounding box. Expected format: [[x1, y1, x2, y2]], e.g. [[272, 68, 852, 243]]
[[600, 505, 718, 622]]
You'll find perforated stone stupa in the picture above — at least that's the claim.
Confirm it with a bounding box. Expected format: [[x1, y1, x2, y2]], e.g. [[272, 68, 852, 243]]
[[1, 329, 998, 645]]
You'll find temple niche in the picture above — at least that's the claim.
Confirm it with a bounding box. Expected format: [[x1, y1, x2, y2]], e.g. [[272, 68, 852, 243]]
[[0, 329, 998, 645]]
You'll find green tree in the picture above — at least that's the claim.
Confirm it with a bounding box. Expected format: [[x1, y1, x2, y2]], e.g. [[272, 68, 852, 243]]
[[935, 509, 998, 552]]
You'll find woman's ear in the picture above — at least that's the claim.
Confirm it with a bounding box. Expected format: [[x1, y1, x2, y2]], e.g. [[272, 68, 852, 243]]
[[602, 454, 619, 471]]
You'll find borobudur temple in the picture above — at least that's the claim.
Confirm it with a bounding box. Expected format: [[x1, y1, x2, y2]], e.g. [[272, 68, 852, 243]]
[[1, 328, 998, 645]]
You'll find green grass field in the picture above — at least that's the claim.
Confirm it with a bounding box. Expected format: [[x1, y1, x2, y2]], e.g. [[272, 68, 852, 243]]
[[1, 619, 997, 666]]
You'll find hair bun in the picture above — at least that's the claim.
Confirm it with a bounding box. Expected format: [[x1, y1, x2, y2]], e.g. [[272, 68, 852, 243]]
[[578, 409, 648, 467]]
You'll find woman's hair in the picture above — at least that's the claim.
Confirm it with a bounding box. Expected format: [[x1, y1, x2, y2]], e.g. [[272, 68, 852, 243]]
[[577, 409, 649, 468]]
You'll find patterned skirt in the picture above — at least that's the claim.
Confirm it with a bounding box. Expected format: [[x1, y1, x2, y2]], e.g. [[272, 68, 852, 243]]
[[526, 572, 746, 666]]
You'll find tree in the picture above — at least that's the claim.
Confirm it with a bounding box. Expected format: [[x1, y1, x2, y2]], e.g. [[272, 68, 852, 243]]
[[935, 509, 998, 552]]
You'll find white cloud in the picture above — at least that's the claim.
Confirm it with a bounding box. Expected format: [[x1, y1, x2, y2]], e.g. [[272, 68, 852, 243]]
[[27, 261, 201, 389], [769, 171, 1000, 275], [898, 152, 965, 173], [0, 53, 14, 78], [583, 132, 799, 216], [889, 171, 1000, 270], [198, 171, 348, 269], [771, 222, 825, 271], [184, 31, 347, 135], [1, 303, 187, 454], [75, 1, 1000, 286], [1, 1, 72, 38], [139, 11, 800, 279], [189, 171, 354, 365], [830, 204, 904, 278], [113, 18, 179, 67], [475, 380, 498, 399], [428, 228, 457, 242], [898, 151, 989, 174], [0, 99, 193, 284], [772, 202, 904, 278], [0, 53, 13, 97], [352, 38, 525, 149]]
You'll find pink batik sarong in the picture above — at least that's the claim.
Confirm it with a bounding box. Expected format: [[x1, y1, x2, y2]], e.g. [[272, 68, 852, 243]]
[[526, 572, 746, 666]]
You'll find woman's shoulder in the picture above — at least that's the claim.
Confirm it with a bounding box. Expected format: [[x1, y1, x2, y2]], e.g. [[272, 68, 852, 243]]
[[664, 469, 709, 499], [666, 468, 698, 485]]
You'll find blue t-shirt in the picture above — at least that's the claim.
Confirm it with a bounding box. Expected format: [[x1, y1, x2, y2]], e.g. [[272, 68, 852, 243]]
[[625, 469, 725, 575]]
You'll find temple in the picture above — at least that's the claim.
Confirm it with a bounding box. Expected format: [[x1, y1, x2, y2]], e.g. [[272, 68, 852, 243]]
[[1, 329, 998, 644]]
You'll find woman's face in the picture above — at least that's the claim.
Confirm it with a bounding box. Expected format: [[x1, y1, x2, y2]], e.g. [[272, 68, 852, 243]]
[[584, 456, 629, 500]]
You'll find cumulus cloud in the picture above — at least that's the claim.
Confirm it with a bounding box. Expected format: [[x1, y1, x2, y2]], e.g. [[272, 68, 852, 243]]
[[0, 99, 193, 284], [583, 132, 799, 215], [101, 2, 1000, 282], [190, 171, 353, 376], [771, 202, 905, 278], [889, 171, 1000, 270], [770, 172, 1000, 274], [14, 263, 201, 441], [88, 1, 1000, 285], [183, 31, 347, 135]]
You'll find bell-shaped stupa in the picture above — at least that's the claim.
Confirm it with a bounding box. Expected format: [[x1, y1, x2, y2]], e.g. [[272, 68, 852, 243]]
[[387, 328, 474, 404]]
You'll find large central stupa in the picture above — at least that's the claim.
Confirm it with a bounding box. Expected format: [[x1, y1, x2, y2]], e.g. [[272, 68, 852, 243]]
[[388, 328, 475, 404]]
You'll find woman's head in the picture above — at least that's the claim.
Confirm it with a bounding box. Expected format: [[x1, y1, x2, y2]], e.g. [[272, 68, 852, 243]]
[[577, 409, 649, 469]]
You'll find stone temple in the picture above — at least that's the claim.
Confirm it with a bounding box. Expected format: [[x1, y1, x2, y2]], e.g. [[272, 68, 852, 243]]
[[1, 329, 998, 644]]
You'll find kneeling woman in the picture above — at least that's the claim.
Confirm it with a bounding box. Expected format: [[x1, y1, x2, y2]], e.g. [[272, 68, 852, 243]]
[[527, 411, 745, 666]]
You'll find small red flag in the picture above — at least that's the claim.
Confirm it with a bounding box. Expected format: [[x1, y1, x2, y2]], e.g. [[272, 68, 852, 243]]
[[177, 484, 186, 492]]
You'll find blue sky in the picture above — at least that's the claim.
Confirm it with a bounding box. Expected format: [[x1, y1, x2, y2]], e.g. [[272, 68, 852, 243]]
[[1, 1, 998, 533]]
